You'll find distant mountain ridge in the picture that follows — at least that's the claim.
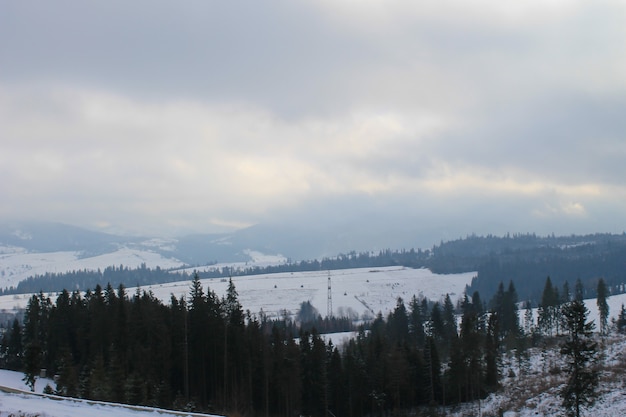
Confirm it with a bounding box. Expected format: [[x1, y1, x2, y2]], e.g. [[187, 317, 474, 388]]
[[0, 222, 259, 265], [0, 220, 429, 265], [2, 222, 626, 306], [0, 222, 131, 255], [436, 233, 626, 303]]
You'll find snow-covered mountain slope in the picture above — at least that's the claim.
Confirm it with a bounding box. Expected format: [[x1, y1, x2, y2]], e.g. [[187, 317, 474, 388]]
[[0, 267, 474, 320], [176, 249, 288, 274], [154, 266, 474, 319], [0, 245, 186, 289], [447, 334, 626, 417], [0, 222, 294, 290], [0, 221, 291, 271]]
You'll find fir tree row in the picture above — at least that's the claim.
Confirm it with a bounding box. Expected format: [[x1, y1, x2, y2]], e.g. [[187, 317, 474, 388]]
[[0, 273, 609, 416]]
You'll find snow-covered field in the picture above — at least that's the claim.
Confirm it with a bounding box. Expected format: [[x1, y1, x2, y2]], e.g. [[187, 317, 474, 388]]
[[176, 249, 288, 274], [0, 266, 475, 320], [0, 245, 187, 289], [3, 247, 626, 416], [5, 239, 626, 416]]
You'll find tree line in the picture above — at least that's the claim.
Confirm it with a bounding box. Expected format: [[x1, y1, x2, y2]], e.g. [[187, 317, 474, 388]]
[[0, 263, 190, 295], [0, 274, 608, 417], [0, 249, 428, 296], [5, 233, 626, 310]]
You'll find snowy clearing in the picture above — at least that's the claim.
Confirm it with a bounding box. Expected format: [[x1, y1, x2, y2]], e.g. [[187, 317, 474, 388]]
[[0, 267, 475, 320], [174, 249, 288, 274], [0, 247, 187, 290]]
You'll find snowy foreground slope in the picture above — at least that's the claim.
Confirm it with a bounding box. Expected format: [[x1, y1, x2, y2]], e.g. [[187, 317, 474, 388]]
[[0, 369, 219, 417], [0, 370, 218, 417], [446, 333, 626, 417], [2, 335, 626, 417], [3, 265, 626, 415]]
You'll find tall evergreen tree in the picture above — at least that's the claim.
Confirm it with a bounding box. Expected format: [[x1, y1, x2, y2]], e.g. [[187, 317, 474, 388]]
[[2, 318, 23, 371], [617, 304, 626, 334], [596, 278, 609, 336], [538, 277, 558, 336], [523, 301, 534, 336], [574, 279, 585, 302], [460, 296, 483, 402], [562, 281, 571, 304], [22, 292, 52, 391], [560, 298, 599, 417], [429, 301, 452, 363], [187, 272, 209, 405], [442, 294, 457, 344], [408, 295, 425, 348], [491, 281, 519, 343], [424, 335, 442, 405], [484, 311, 500, 390], [503, 281, 520, 338], [388, 298, 409, 345]]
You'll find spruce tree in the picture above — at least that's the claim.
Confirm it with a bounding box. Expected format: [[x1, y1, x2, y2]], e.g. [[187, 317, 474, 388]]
[[523, 301, 533, 336], [429, 303, 444, 343], [388, 297, 409, 345], [617, 304, 626, 334], [22, 293, 51, 391], [442, 294, 457, 344], [424, 336, 441, 405], [596, 278, 609, 336], [562, 281, 571, 304], [491, 281, 520, 343], [503, 281, 520, 339], [460, 298, 483, 402], [484, 311, 500, 390], [3, 319, 23, 370], [560, 297, 599, 417], [408, 295, 425, 347], [538, 277, 558, 336]]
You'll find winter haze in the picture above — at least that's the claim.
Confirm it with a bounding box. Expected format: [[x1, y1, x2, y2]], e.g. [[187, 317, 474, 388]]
[[2, 1, 626, 250]]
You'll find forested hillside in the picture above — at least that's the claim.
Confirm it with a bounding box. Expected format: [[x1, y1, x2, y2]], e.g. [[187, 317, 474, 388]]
[[2, 272, 618, 417], [4, 233, 625, 310], [458, 233, 626, 303], [0, 264, 190, 295]]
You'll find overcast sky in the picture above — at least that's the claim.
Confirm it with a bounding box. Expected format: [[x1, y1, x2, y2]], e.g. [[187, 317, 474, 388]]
[[2, 0, 626, 244]]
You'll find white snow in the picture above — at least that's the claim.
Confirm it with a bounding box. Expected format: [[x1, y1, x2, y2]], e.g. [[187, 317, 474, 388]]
[[0, 248, 187, 290], [174, 249, 288, 275], [2, 254, 626, 416], [0, 370, 220, 417], [445, 333, 626, 417], [0, 266, 474, 320], [519, 295, 626, 335]]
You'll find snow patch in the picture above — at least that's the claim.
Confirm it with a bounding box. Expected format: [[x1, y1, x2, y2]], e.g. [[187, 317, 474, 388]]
[[0, 247, 186, 289]]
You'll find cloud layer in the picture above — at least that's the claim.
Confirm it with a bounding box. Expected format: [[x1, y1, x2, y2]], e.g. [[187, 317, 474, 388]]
[[2, 0, 626, 243]]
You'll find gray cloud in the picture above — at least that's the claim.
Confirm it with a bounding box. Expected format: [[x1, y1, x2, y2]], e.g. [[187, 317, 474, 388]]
[[1, 0, 626, 243]]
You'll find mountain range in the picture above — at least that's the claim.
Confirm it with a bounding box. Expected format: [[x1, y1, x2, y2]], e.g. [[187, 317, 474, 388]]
[[0, 220, 435, 266]]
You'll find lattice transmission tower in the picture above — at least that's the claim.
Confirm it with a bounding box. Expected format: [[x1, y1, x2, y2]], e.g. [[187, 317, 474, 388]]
[[327, 271, 333, 318]]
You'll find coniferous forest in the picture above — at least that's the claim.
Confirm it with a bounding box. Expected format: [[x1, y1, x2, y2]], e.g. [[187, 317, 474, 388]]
[[0, 270, 611, 417], [5, 233, 626, 310]]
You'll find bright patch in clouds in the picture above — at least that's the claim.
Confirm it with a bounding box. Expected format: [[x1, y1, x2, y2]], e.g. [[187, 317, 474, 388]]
[[1, 1, 625, 240]]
